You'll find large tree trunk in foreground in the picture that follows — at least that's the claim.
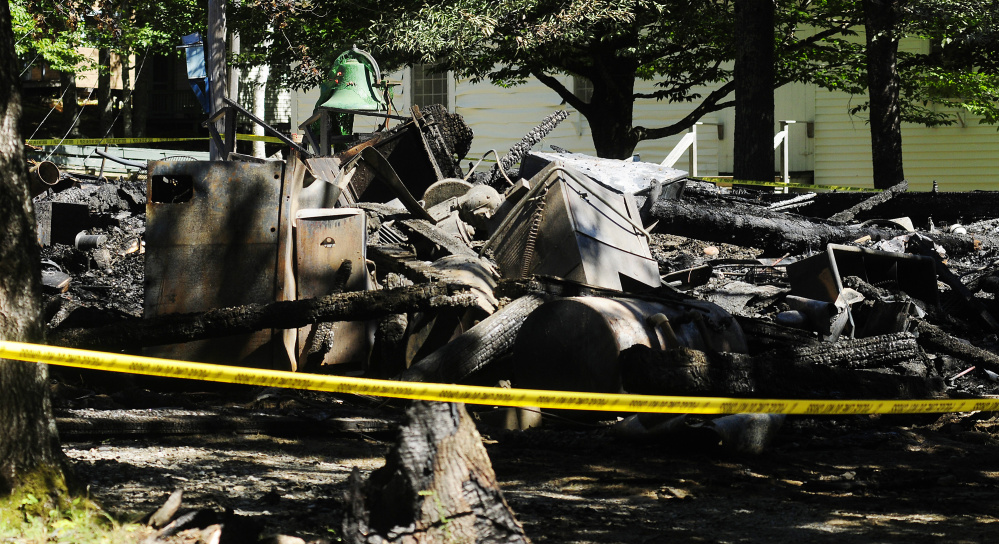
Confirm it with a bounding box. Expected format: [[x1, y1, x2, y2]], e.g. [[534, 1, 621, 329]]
[[343, 401, 529, 544], [733, 0, 776, 182], [0, 0, 69, 513], [863, 0, 905, 189]]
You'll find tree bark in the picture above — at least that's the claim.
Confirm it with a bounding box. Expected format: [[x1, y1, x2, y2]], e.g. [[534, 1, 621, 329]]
[[133, 52, 151, 138], [98, 48, 114, 136], [535, 51, 641, 159], [248, 64, 269, 158], [58, 71, 78, 138], [0, 1, 70, 512], [121, 52, 133, 138], [50, 282, 479, 351], [342, 401, 530, 544], [863, 0, 905, 189], [733, 0, 776, 182]]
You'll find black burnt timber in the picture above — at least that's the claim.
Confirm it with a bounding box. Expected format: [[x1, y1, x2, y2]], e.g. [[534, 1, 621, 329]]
[[734, 315, 820, 353], [51, 282, 478, 351], [828, 179, 907, 223], [760, 191, 999, 225], [619, 333, 941, 400], [398, 218, 481, 260], [302, 260, 354, 370], [367, 244, 457, 284], [342, 401, 529, 544], [397, 294, 550, 384], [913, 320, 999, 378], [649, 195, 986, 257]]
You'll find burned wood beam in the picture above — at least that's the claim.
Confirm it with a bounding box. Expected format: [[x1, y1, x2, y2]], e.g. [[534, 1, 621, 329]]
[[397, 294, 549, 383], [649, 197, 984, 257], [913, 321, 999, 377], [735, 315, 819, 353], [302, 260, 354, 369], [828, 179, 907, 223], [620, 333, 941, 399], [51, 282, 479, 351], [399, 218, 482, 260], [367, 244, 464, 287]]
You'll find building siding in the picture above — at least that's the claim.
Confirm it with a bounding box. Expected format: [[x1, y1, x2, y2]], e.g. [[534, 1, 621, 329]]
[[288, 44, 997, 191]]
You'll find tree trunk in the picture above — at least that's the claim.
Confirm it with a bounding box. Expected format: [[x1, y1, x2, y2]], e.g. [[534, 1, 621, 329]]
[[121, 53, 133, 138], [59, 71, 78, 138], [248, 64, 269, 158], [98, 48, 114, 136], [582, 56, 640, 159], [133, 54, 151, 138], [863, 0, 905, 189], [0, 1, 70, 514], [342, 401, 530, 544], [733, 0, 776, 182]]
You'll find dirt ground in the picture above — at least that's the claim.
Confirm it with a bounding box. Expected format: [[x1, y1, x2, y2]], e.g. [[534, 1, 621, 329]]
[[59, 386, 999, 544]]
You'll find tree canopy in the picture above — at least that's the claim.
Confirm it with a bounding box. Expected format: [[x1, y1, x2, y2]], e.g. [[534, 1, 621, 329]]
[[356, 0, 995, 158]]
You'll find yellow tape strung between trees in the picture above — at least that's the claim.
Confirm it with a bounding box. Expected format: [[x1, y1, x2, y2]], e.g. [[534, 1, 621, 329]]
[[26, 134, 284, 147], [3, 341, 997, 415]]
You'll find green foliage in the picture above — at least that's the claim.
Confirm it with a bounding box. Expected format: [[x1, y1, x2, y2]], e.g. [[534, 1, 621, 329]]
[[0, 495, 146, 544], [794, 0, 999, 128], [11, 0, 89, 72], [15, 0, 205, 75], [230, 0, 369, 90]]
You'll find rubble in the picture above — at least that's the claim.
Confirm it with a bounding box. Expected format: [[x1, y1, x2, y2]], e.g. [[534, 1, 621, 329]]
[[33, 103, 999, 459]]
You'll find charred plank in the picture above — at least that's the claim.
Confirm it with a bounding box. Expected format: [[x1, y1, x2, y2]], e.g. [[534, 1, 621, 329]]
[[51, 283, 479, 351]]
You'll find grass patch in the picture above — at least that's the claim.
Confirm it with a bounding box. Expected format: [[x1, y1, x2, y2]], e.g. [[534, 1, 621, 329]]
[[0, 495, 151, 544]]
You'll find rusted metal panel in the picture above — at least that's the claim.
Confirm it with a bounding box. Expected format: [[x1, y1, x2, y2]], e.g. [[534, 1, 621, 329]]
[[144, 160, 286, 368], [294, 208, 373, 370]]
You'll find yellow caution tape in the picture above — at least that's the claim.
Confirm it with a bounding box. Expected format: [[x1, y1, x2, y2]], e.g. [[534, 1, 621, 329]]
[[26, 137, 210, 146], [1, 341, 994, 415], [694, 177, 882, 193], [234, 134, 284, 143], [26, 134, 284, 147]]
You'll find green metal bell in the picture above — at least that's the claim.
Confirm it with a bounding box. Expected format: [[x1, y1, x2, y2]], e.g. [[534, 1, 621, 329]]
[[317, 56, 384, 112]]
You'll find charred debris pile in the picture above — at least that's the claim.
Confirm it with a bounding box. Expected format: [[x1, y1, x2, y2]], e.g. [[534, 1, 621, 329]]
[[32, 107, 999, 451]]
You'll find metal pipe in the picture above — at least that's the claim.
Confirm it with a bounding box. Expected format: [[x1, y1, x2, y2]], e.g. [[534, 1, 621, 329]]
[[94, 149, 147, 170], [29, 161, 64, 197]]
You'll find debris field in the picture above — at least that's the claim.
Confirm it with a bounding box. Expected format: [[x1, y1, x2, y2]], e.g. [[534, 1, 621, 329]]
[[28, 106, 999, 543]]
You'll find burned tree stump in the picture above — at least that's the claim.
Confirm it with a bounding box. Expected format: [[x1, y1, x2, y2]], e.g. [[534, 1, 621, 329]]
[[343, 401, 529, 544]]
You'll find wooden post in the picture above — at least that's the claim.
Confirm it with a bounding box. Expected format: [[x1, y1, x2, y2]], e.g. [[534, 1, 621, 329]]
[[207, 0, 227, 160]]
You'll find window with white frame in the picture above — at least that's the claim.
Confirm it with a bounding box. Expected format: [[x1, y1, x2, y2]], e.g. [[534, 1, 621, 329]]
[[411, 64, 452, 110], [573, 75, 593, 104]]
